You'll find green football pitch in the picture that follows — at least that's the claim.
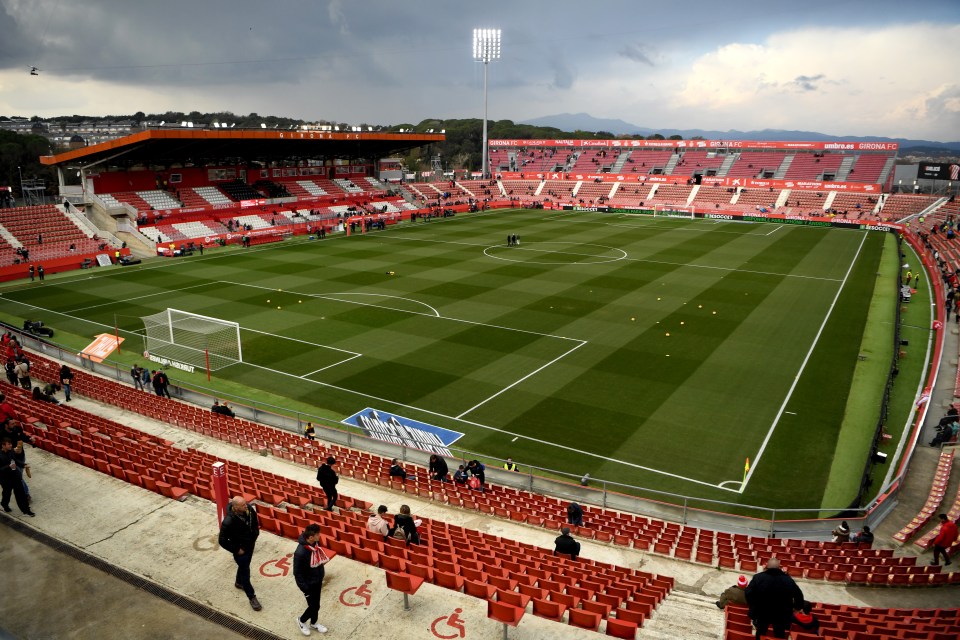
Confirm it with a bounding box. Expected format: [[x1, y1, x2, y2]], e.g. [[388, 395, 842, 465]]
[[0, 209, 895, 510]]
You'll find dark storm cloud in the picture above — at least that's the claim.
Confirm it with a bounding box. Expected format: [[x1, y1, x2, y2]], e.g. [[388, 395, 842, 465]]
[[618, 43, 656, 66], [793, 74, 826, 91]]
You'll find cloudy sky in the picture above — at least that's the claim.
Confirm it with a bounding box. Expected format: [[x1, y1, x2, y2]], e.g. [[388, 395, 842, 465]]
[[1, 0, 959, 141]]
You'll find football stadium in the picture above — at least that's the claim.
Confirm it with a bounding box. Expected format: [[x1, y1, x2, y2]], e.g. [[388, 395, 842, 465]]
[[1, 3, 959, 639]]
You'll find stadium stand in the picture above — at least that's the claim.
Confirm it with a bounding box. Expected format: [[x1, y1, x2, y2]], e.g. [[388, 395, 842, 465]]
[[648, 184, 694, 205], [671, 151, 725, 177], [19, 350, 958, 587], [12, 374, 674, 637], [0, 204, 100, 263], [725, 603, 960, 640], [879, 194, 942, 221], [893, 450, 954, 544], [784, 153, 847, 180], [721, 152, 787, 179]]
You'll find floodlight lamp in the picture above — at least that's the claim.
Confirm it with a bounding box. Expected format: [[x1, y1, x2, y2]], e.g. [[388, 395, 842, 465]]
[[473, 28, 501, 62]]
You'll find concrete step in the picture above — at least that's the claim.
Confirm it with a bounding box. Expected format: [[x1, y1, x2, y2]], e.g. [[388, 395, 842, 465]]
[[640, 590, 724, 640]]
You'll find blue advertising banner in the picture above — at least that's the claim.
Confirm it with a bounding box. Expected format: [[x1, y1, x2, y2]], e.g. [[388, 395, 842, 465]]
[[342, 408, 464, 457]]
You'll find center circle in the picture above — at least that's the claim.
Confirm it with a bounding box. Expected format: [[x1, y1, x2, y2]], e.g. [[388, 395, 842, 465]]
[[483, 242, 627, 265]]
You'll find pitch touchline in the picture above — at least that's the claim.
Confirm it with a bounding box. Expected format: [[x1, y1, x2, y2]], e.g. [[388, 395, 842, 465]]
[[739, 231, 869, 493]]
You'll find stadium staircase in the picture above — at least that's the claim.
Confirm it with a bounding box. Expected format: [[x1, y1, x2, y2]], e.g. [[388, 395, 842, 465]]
[[774, 154, 794, 179], [662, 153, 681, 175], [835, 155, 856, 181], [611, 152, 632, 174], [716, 154, 738, 177], [878, 155, 897, 185]]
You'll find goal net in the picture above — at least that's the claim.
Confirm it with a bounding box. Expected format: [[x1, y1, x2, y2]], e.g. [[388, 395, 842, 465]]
[[654, 204, 695, 219], [142, 309, 242, 371]]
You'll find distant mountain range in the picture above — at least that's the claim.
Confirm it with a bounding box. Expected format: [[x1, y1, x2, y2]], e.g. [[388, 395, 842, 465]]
[[519, 113, 960, 154]]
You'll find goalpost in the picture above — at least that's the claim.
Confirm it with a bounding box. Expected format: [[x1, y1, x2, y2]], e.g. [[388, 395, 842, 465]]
[[654, 204, 695, 219], [142, 308, 242, 372]]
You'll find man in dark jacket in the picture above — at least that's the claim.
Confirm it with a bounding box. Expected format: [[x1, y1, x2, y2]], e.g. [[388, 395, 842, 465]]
[[218, 497, 262, 611], [1, 438, 34, 516], [293, 524, 328, 635], [316, 457, 339, 511], [745, 558, 804, 639], [554, 527, 581, 560]]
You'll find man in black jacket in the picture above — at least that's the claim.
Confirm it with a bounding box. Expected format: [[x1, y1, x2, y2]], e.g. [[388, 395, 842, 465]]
[[554, 527, 581, 560], [293, 524, 328, 635], [1, 438, 34, 516], [218, 496, 262, 611], [745, 558, 804, 639], [316, 457, 339, 511]]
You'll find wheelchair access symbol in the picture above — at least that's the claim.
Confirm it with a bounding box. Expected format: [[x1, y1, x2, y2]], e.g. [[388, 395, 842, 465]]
[[339, 580, 373, 607], [430, 608, 466, 639], [259, 553, 293, 578]]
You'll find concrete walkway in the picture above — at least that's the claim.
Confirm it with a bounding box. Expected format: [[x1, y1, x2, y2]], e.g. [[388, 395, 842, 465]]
[[3, 387, 957, 640]]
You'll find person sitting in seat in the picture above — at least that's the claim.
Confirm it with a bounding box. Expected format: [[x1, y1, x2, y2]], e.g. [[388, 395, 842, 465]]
[[554, 527, 581, 560], [452, 465, 468, 484], [211, 400, 235, 418], [32, 385, 60, 404], [389, 459, 410, 481], [852, 525, 874, 545]]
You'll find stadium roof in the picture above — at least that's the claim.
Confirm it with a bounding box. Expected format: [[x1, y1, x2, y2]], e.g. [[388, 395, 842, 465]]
[[40, 128, 446, 167]]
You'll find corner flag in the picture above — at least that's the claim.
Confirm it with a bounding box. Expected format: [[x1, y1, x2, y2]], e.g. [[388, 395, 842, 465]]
[[743, 458, 750, 483]]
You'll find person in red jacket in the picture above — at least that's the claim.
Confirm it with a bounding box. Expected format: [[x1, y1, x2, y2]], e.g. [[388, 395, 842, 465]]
[[932, 513, 959, 566]]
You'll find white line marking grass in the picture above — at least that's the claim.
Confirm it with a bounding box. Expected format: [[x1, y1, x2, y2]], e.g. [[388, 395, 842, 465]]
[[737, 232, 869, 493]]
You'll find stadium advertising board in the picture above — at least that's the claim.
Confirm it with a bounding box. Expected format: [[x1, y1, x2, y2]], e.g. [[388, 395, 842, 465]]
[[917, 162, 960, 181], [562, 205, 897, 232], [500, 172, 880, 192], [491, 139, 899, 151], [342, 408, 464, 457]]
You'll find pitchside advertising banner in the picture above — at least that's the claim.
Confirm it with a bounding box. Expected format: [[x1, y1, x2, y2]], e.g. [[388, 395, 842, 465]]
[[498, 172, 881, 193], [342, 408, 464, 457], [918, 162, 960, 181], [490, 139, 899, 151], [560, 205, 899, 232]]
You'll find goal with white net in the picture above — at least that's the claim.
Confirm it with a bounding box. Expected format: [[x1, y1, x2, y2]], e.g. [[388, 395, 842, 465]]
[[654, 204, 695, 219], [142, 309, 242, 372]]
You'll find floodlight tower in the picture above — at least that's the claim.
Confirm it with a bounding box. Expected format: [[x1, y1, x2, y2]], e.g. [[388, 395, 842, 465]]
[[473, 28, 501, 179]]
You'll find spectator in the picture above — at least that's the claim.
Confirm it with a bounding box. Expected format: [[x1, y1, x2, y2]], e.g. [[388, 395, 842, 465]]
[[1, 438, 34, 516], [466, 459, 485, 490], [567, 502, 584, 527], [217, 496, 262, 611], [391, 504, 420, 545], [503, 458, 518, 472], [59, 364, 73, 402], [32, 385, 59, 404], [0, 393, 19, 423], [831, 521, 850, 543], [554, 527, 581, 560], [141, 366, 151, 390], [211, 400, 236, 418], [14, 358, 30, 390], [366, 505, 392, 540], [293, 523, 329, 635], [931, 513, 958, 566], [389, 458, 410, 481], [791, 601, 819, 635], [316, 457, 339, 511], [452, 464, 468, 484], [745, 558, 804, 640], [152, 370, 171, 398], [303, 422, 315, 440], [131, 364, 144, 390], [428, 454, 449, 482], [716, 575, 749, 610], [852, 525, 874, 545]]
